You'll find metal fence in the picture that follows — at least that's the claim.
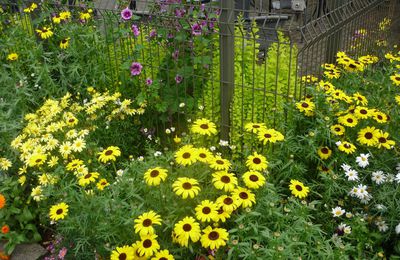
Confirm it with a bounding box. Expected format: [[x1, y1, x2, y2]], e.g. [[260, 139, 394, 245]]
[[1, 0, 398, 152]]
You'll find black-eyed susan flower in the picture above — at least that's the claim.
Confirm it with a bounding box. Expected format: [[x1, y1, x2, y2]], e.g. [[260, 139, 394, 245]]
[[131, 241, 147, 259], [144, 167, 168, 186], [7, 53, 18, 61], [28, 153, 47, 167], [52, 14, 62, 24], [36, 27, 53, 39], [330, 124, 345, 136], [49, 202, 69, 221], [376, 130, 396, 149], [60, 37, 70, 49], [354, 106, 371, 119], [301, 75, 318, 83], [216, 195, 240, 213], [338, 114, 358, 127], [257, 128, 284, 144], [200, 226, 229, 250], [337, 141, 357, 154], [232, 187, 256, 208], [79, 9, 93, 21], [246, 152, 268, 171], [191, 118, 217, 136], [195, 200, 219, 222], [110, 245, 135, 260], [373, 110, 389, 123], [212, 171, 237, 192], [324, 69, 341, 79], [151, 249, 174, 260], [390, 74, 400, 86], [174, 145, 198, 166], [59, 11, 71, 20], [296, 100, 315, 116], [209, 155, 231, 171], [96, 178, 109, 190], [289, 180, 310, 199], [173, 216, 201, 247], [357, 126, 379, 147], [137, 234, 160, 258], [66, 159, 84, 171], [353, 92, 368, 106], [172, 177, 201, 199], [98, 146, 121, 163], [317, 146, 332, 160], [244, 122, 267, 133], [242, 170, 266, 189], [196, 147, 213, 163], [78, 172, 99, 186], [317, 80, 335, 92], [134, 211, 162, 237], [215, 207, 231, 223], [23, 2, 38, 13]]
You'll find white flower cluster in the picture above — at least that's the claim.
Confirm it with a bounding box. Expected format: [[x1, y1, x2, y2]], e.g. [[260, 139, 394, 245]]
[[375, 220, 389, 232], [395, 163, 400, 183], [349, 184, 372, 204]]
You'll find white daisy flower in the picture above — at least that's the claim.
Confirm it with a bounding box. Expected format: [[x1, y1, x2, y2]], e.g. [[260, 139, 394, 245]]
[[341, 163, 352, 172], [349, 186, 359, 197], [371, 171, 386, 185], [345, 169, 359, 181], [375, 204, 387, 211], [355, 184, 369, 200], [395, 173, 400, 183], [338, 223, 352, 234], [356, 153, 370, 168], [396, 163, 400, 173], [376, 220, 388, 232], [395, 223, 400, 234], [332, 206, 346, 217]]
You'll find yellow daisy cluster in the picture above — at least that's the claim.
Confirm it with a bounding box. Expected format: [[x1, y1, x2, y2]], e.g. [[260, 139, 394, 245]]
[[23, 2, 38, 13], [337, 52, 365, 72], [10, 90, 144, 201], [244, 122, 285, 144]]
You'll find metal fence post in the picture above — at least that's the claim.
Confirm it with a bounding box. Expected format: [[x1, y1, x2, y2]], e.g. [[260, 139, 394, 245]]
[[326, 0, 344, 63], [220, 0, 235, 142]]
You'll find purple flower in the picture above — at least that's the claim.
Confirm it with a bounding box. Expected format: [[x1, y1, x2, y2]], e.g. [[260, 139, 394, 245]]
[[130, 62, 143, 76], [200, 4, 205, 11], [131, 24, 140, 37], [121, 7, 132, 20], [175, 74, 183, 84], [149, 29, 157, 38], [174, 8, 186, 17], [191, 23, 202, 36], [146, 78, 153, 85], [172, 50, 179, 60]]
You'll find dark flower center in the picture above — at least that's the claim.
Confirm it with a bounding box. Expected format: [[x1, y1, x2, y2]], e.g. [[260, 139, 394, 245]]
[[68, 118, 75, 122], [223, 197, 233, 205], [378, 137, 387, 143], [208, 231, 219, 240], [253, 125, 260, 128], [35, 158, 42, 163], [183, 223, 192, 231], [249, 175, 259, 182], [347, 118, 353, 123], [220, 175, 230, 183], [105, 150, 113, 156], [200, 124, 209, 129], [202, 207, 211, 214], [349, 63, 357, 68], [150, 170, 159, 177], [160, 258, 168, 260], [295, 185, 303, 191], [182, 152, 191, 159], [84, 173, 92, 179], [42, 29, 48, 33], [360, 109, 367, 114], [301, 102, 309, 108], [56, 209, 63, 215], [344, 144, 351, 148], [182, 182, 192, 189], [61, 39, 68, 43], [119, 253, 127, 260], [364, 132, 373, 139], [264, 134, 272, 138], [395, 76, 400, 81], [199, 153, 206, 158], [143, 218, 152, 227], [253, 158, 261, 164], [143, 239, 152, 248], [321, 147, 329, 154], [216, 160, 224, 165], [377, 115, 383, 120], [239, 192, 248, 199], [335, 127, 341, 132]]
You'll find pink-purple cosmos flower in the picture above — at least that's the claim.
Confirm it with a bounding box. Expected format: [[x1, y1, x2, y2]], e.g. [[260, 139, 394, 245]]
[[131, 24, 140, 37], [121, 7, 132, 20], [146, 78, 153, 85], [191, 23, 202, 36], [175, 74, 183, 84], [130, 62, 143, 76]]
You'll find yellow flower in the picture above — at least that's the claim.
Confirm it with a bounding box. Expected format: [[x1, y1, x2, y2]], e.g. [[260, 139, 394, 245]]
[[52, 15, 62, 24], [49, 202, 69, 221], [317, 147, 332, 160], [172, 177, 201, 199], [59, 11, 71, 20], [0, 158, 12, 171], [216, 195, 240, 213], [246, 152, 268, 171], [110, 245, 135, 260], [173, 135, 181, 144], [173, 216, 201, 247], [134, 211, 162, 237], [242, 170, 266, 189], [136, 234, 160, 258], [376, 130, 396, 149], [174, 145, 197, 166], [191, 118, 217, 136], [28, 153, 47, 167], [289, 179, 310, 199], [200, 226, 229, 250], [151, 249, 174, 260], [144, 167, 168, 186], [195, 147, 213, 163], [96, 179, 109, 190], [7, 53, 18, 61], [36, 27, 54, 39], [60, 38, 70, 49], [296, 100, 315, 116], [211, 171, 237, 192], [98, 146, 121, 163], [232, 187, 256, 208], [244, 122, 267, 133], [301, 75, 318, 83], [23, 3, 38, 13], [257, 128, 284, 144], [209, 155, 231, 171], [330, 124, 345, 136], [78, 172, 99, 186], [337, 141, 357, 154], [338, 114, 358, 127], [357, 126, 379, 147], [195, 200, 219, 223], [390, 74, 400, 86]]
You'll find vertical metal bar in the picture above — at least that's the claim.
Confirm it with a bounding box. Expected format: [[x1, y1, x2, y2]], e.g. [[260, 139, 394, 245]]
[[219, 0, 235, 142], [325, 0, 344, 63]]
